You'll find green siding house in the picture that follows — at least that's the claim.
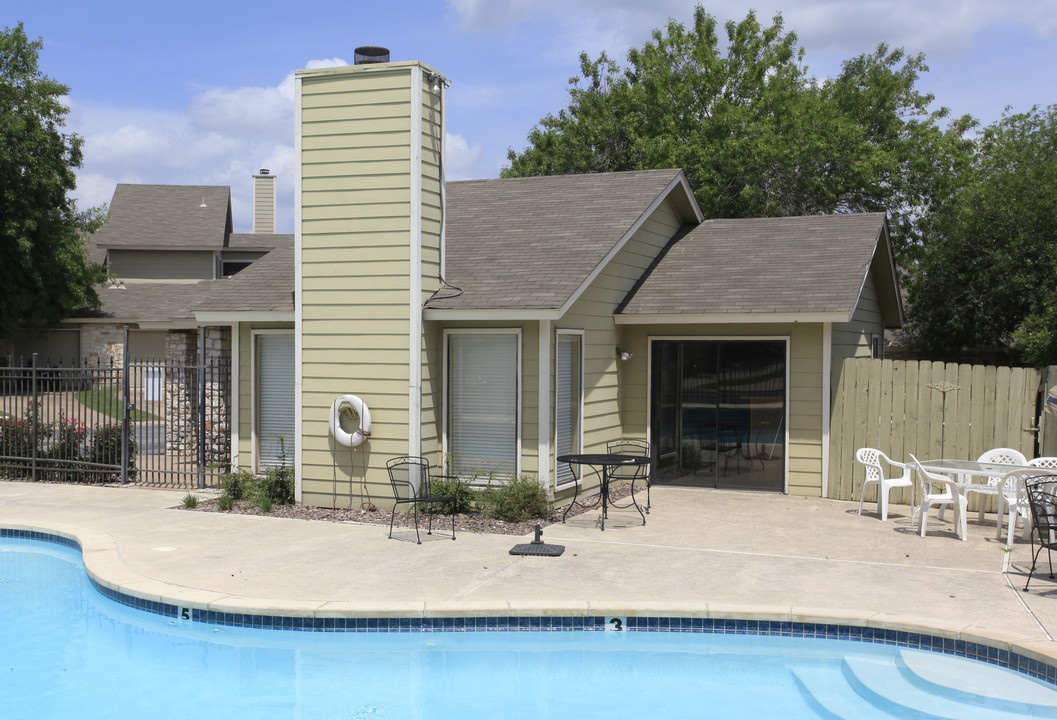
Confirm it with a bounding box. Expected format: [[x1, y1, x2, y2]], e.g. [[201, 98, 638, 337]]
[[291, 58, 903, 508]]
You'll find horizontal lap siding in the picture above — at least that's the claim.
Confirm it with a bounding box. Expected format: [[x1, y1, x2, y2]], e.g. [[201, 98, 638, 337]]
[[555, 201, 682, 496], [620, 322, 823, 496], [298, 63, 442, 509]]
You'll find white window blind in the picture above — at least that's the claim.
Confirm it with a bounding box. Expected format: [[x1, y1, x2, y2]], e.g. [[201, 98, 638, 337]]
[[555, 333, 582, 484], [449, 334, 517, 478], [256, 333, 294, 469]]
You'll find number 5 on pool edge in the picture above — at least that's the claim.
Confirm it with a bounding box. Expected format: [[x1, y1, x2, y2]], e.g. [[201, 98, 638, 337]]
[[607, 617, 626, 631], [179, 606, 191, 621]]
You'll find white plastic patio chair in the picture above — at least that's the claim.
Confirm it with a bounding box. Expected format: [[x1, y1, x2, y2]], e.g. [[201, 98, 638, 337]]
[[1028, 457, 1057, 470], [961, 448, 1027, 525], [1001, 461, 1057, 545], [910, 455, 967, 541], [855, 448, 913, 521]]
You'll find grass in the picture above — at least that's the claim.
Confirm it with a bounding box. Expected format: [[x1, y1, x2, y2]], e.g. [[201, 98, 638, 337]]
[[75, 390, 160, 422]]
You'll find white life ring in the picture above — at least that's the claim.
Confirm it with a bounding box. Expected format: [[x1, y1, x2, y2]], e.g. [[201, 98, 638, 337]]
[[329, 395, 372, 447]]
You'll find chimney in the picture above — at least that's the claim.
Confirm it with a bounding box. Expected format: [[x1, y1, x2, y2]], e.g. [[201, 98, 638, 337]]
[[252, 169, 276, 234], [296, 58, 447, 505]]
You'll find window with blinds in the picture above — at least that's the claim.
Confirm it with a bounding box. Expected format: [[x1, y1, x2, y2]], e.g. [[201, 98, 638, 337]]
[[448, 333, 518, 478], [256, 333, 295, 470], [555, 332, 583, 485]]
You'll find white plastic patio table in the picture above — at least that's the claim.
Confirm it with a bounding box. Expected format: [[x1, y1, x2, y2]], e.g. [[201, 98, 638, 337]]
[[917, 459, 1036, 537]]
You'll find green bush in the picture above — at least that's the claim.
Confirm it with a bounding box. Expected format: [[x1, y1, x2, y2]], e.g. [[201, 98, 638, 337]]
[[426, 475, 477, 515], [182, 493, 198, 509], [0, 415, 36, 479], [478, 476, 551, 523], [219, 469, 253, 501], [219, 465, 293, 511], [88, 423, 136, 482], [217, 494, 234, 511], [254, 464, 294, 506]]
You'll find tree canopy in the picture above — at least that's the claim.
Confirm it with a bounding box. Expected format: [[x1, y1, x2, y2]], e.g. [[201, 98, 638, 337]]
[[0, 23, 105, 342], [503, 6, 971, 264], [905, 105, 1057, 363]]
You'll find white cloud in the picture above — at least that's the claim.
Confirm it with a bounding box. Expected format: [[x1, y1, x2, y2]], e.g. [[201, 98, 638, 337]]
[[69, 59, 352, 233]]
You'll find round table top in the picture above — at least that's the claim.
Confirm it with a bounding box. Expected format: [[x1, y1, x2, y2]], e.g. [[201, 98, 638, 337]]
[[557, 453, 650, 466]]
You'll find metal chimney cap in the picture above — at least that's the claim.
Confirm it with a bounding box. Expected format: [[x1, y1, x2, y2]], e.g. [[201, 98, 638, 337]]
[[354, 46, 390, 65]]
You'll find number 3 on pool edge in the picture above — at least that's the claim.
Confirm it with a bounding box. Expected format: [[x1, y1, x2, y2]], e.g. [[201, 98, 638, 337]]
[[607, 617, 625, 631]]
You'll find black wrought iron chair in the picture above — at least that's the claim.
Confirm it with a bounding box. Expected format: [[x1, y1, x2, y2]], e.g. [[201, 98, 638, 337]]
[[1023, 473, 1057, 591], [606, 438, 652, 512], [386, 456, 459, 544]]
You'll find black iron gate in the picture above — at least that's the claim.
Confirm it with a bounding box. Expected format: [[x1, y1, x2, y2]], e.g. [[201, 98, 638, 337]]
[[1, 333, 230, 488]]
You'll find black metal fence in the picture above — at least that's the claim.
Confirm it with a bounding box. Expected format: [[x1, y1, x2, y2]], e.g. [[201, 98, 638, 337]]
[[0, 347, 230, 489]]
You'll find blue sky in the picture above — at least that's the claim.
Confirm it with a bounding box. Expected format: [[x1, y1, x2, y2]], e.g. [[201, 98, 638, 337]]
[[12, 0, 1057, 233]]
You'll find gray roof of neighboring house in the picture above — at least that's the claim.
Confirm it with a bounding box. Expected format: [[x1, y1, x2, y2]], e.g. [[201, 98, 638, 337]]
[[91, 184, 232, 249], [617, 212, 891, 318], [430, 169, 695, 311], [192, 243, 295, 313], [76, 237, 295, 322]]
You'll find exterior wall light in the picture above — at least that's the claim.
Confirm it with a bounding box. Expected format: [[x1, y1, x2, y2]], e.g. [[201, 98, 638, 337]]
[[616, 346, 632, 362]]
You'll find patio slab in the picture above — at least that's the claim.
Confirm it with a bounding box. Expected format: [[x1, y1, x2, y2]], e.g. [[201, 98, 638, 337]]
[[1, 480, 1056, 663]]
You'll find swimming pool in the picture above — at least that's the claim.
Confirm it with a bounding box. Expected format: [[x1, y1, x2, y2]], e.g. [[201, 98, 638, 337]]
[[4, 532, 1057, 719]]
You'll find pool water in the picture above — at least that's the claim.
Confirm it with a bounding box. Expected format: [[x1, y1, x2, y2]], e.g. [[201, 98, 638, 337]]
[[4, 537, 1057, 719]]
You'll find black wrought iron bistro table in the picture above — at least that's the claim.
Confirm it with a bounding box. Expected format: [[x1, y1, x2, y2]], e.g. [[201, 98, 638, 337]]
[[558, 453, 650, 531]]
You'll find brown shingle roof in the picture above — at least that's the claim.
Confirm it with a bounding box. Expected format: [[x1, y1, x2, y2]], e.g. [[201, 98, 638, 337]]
[[431, 169, 689, 311], [617, 213, 888, 317], [92, 184, 232, 249]]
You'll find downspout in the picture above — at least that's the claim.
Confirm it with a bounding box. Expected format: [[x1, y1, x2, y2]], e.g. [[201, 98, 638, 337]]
[[538, 320, 552, 495], [408, 69, 424, 459], [293, 73, 304, 502], [822, 322, 832, 498]]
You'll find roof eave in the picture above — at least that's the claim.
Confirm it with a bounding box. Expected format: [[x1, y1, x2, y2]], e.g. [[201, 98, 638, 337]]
[[614, 311, 852, 325]]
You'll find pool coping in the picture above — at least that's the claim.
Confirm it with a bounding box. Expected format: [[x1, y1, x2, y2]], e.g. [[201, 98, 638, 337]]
[[6, 522, 1057, 687]]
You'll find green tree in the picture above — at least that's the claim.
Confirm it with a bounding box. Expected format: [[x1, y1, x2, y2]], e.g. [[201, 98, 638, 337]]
[[905, 105, 1057, 362], [0, 23, 106, 341], [504, 6, 969, 263]]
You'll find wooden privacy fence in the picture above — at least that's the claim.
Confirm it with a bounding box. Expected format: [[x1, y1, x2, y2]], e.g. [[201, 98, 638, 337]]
[[829, 358, 1057, 506]]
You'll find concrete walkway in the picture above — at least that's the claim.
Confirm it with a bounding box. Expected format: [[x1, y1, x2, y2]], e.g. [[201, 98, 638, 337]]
[[3, 480, 1057, 666]]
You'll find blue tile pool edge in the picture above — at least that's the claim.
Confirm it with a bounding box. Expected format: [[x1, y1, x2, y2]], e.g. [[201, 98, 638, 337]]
[[6, 527, 1056, 686]]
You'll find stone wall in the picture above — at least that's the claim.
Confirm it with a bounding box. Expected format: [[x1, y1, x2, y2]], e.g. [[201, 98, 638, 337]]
[[163, 328, 231, 469], [80, 324, 126, 367]]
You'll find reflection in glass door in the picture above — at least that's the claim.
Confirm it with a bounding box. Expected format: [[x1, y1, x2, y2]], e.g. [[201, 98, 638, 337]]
[[651, 340, 785, 491]]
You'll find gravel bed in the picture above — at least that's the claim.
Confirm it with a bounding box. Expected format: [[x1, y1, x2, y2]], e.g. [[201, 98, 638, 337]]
[[182, 483, 638, 537]]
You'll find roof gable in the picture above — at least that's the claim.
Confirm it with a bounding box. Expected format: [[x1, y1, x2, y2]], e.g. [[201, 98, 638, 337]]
[[92, 184, 232, 250], [428, 169, 700, 314], [617, 212, 895, 322]]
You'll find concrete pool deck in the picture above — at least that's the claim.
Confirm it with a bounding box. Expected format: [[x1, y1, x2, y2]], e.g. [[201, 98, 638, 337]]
[[4, 480, 1057, 666]]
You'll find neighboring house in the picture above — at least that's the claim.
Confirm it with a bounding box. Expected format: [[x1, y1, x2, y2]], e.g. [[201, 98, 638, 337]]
[[292, 58, 903, 508], [7, 173, 297, 474]]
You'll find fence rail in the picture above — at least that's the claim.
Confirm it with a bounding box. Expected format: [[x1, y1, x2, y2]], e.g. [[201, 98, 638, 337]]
[[0, 349, 230, 489], [829, 358, 1055, 506]]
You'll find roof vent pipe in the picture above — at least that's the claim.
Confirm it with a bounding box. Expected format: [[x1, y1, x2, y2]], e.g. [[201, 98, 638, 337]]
[[354, 46, 390, 65]]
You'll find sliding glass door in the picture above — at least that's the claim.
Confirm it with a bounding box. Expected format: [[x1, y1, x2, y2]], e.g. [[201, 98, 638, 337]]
[[651, 339, 785, 491]]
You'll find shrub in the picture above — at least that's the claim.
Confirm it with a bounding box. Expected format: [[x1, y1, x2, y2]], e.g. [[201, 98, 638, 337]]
[[479, 476, 551, 523], [426, 474, 477, 515], [217, 494, 234, 511], [254, 464, 294, 506], [219, 469, 253, 502], [0, 416, 35, 479], [182, 493, 198, 509], [88, 423, 136, 482]]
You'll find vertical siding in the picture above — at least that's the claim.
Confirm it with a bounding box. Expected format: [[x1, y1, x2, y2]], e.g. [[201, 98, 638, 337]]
[[832, 270, 882, 358], [298, 62, 442, 508]]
